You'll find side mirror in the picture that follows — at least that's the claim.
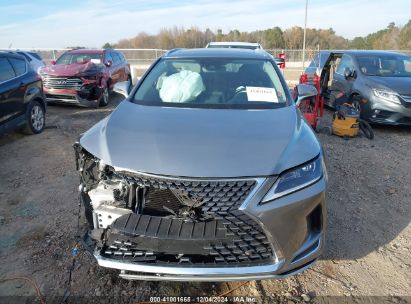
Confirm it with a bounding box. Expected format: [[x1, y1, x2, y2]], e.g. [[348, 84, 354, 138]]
[[295, 84, 318, 106], [51, 60, 56, 65], [105, 60, 112, 67], [344, 67, 355, 79], [113, 81, 130, 98]]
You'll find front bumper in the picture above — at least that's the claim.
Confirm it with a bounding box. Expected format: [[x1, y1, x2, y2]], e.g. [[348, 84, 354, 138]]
[[44, 86, 102, 108], [366, 95, 411, 125], [91, 175, 326, 281]]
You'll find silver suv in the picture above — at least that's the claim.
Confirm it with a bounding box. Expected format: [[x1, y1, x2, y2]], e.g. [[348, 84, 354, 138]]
[[74, 48, 327, 281]]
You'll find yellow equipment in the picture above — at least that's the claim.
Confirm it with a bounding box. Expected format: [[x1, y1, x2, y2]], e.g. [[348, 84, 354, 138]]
[[332, 103, 359, 138]]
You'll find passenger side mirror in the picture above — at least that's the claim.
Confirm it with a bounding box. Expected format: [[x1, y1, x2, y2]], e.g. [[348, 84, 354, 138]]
[[113, 81, 130, 98], [105, 60, 112, 67], [295, 84, 318, 106]]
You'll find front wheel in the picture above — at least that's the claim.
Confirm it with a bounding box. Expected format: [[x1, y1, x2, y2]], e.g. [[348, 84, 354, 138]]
[[351, 96, 362, 115], [23, 101, 45, 135]]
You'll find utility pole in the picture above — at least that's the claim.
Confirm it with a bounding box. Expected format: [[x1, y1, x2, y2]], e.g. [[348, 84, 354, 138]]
[[302, 0, 308, 69]]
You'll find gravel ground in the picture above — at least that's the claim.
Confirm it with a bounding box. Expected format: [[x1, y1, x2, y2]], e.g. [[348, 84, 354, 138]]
[[0, 94, 410, 304]]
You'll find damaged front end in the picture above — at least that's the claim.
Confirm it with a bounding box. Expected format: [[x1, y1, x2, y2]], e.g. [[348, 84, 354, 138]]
[[74, 143, 278, 280], [41, 64, 107, 107]]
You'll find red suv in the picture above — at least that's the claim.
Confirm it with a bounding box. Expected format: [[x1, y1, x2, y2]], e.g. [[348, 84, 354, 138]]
[[40, 49, 131, 107]]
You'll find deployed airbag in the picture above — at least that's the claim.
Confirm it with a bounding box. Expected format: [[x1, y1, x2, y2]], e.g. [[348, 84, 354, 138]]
[[159, 70, 205, 103]]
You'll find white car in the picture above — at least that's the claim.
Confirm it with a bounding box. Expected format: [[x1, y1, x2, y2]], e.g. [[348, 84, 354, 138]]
[[205, 41, 263, 50]]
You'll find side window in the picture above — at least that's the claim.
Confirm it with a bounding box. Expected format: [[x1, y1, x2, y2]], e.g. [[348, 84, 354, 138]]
[[336, 54, 354, 74], [0, 58, 16, 82], [112, 52, 121, 65], [17, 52, 32, 62], [9, 58, 27, 76]]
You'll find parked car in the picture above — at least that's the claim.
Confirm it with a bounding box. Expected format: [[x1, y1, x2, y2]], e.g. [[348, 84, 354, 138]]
[[320, 50, 411, 125], [15, 51, 46, 74], [74, 48, 327, 281], [206, 41, 263, 50], [40, 49, 131, 107], [205, 42, 285, 66], [0, 51, 46, 135]]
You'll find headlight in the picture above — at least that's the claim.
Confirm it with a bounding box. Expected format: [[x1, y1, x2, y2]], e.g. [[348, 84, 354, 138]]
[[372, 89, 401, 105], [261, 156, 323, 203]]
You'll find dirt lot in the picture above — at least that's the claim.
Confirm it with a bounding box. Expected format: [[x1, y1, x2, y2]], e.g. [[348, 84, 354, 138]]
[[0, 94, 410, 304]]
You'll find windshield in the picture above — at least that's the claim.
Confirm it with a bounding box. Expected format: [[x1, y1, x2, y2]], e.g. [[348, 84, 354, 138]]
[[132, 58, 289, 109], [56, 53, 103, 65], [356, 54, 411, 77]]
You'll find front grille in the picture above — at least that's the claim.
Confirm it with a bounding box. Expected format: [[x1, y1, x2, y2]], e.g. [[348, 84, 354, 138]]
[[99, 172, 274, 266], [43, 75, 83, 90]]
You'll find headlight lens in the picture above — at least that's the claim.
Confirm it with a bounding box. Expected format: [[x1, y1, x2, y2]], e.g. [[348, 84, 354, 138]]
[[262, 156, 323, 203], [372, 89, 401, 104]]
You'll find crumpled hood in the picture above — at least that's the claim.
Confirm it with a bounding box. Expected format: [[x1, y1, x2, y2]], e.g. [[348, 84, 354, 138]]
[[80, 101, 321, 178], [40, 61, 103, 77], [368, 76, 411, 95]]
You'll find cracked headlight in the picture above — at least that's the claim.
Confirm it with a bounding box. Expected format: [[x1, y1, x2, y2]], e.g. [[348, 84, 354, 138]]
[[372, 89, 401, 105], [261, 156, 324, 203]]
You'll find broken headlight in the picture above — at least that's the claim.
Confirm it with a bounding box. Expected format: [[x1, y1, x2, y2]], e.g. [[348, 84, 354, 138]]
[[261, 156, 323, 203]]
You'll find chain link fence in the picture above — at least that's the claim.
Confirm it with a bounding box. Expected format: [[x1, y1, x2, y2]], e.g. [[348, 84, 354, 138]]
[[10, 48, 167, 65], [7, 47, 411, 83]]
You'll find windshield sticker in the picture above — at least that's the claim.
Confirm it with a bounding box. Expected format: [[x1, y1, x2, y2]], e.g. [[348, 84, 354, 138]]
[[246, 86, 279, 103], [90, 59, 101, 64]]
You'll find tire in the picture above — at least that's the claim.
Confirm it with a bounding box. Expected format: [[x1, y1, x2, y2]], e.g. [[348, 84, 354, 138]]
[[359, 119, 374, 140], [351, 95, 362, 115], [99, 87, 109, 107], [22, 100, 45, 135]]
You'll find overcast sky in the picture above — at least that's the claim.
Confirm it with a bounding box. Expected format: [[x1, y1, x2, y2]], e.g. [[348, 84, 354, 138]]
[[0, 0, 410, 49]]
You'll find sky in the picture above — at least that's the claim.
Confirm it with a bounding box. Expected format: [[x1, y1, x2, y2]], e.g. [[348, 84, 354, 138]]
[[0, 0, 410, 49]]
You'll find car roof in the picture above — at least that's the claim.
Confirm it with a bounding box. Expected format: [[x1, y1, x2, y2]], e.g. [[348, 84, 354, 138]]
[[0, 50, 28, 60], [207, 42, 261, 47], [163, 48, 272, 60], [68, 49, 105, 54]]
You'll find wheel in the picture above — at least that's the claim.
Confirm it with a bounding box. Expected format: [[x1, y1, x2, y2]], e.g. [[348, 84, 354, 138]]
[[351, 95, 362, 115], [99, 87, 109, 107], [22, 100, 45, 135], [359, 119, 374, 140]]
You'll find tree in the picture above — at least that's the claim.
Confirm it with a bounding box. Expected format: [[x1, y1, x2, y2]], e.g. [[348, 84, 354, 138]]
[[102, 42, 113, 49], [349, 37, 368, 49]]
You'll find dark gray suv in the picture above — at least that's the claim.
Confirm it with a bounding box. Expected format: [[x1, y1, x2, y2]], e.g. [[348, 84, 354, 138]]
[[320, 50, 411, 125], [74, 48, 327, 281]]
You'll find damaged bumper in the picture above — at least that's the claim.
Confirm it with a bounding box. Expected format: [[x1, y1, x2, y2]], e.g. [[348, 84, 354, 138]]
[[42, 75, 104, 107], [75, 144, 326, 281]]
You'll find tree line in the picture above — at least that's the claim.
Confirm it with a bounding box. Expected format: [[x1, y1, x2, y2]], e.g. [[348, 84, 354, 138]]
[[103, 21, 411, 50]]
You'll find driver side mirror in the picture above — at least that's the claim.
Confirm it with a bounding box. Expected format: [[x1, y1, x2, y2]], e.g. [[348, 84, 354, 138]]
[[50, 60, 56, 65], [113, 81, 130, 98], [105, 60, 112, 67], [294, 84, 318, 106]]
